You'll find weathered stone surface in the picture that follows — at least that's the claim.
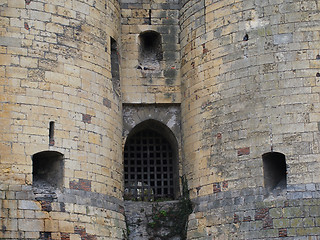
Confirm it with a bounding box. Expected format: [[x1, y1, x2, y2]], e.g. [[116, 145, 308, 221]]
[[18, 200, 41, 210], [1, 0, 320, 239], [180, 0, 320, 238], [0, 0, 125, 238]]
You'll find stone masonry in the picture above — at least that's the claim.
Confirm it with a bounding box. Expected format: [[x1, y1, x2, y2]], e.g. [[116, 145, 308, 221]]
[[0, 0, 125, 239], [1, 0, 320, 239], [180, 0, 320, 238]]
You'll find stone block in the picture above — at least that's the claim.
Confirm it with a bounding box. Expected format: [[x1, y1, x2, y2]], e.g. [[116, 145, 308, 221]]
[[269, 208, 282, 219], [74, 204, 87, 214], [274, 218, 290, 228], [44, 4, 57, 14], [273, 33, 293, 45], [20, 56, 38, 68], [1, 218, 18, 231], [290, 217, 303, 228], [44, 219, 59, 232], [302, 192, 313, 199], [1, 7, 20, 17], [6, 67, 28, 78], [70, 234, 81, 240], [24, 231, 40, 239], [8, 0, 25, 8], [310, 206, 320, 217], [46, 22, 64, 33], [303, 217, 315, 227], [58, 220, 74, 233], [18, 200, 41, 210], [28, 10, 51, 21], [18, 219, 44, 232], [73, 1, 90, 14], [2, 200, 18, 209], [283, 207, 305, 218], [306, 183, 316, 191], [26, 1, 44, 11]]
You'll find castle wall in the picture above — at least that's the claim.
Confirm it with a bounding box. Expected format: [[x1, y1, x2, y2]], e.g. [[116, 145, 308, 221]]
[[2, 0, 320, 239], [180, 0, 320, 238], [0, 0, 125, 239], [120, 0, 181, 104], [119, 1, 183, 238]]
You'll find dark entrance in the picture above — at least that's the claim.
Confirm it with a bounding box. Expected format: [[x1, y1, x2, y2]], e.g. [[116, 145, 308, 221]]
[[124, 129, 175, 201]]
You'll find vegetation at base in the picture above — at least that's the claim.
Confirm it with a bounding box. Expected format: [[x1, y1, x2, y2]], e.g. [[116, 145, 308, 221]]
[[146, 176, 193, 240]]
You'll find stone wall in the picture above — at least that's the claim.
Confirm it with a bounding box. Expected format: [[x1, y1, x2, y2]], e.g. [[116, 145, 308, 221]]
[[124, 200, 182, 240], [180, 0, 320, 238], [0, 184, 125, 239], [2, 0, 320, 239], [120, 1, 184, 237], [189, 184, 320, 239], [120, 0, 181, 104], [0, 0, 126, 238]]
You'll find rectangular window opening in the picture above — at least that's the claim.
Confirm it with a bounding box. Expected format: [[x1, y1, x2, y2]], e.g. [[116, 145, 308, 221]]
[[263, 152, 287, 195]]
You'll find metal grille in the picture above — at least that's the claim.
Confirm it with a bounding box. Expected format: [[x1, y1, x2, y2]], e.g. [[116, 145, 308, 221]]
[[124, 129, 174, 201]]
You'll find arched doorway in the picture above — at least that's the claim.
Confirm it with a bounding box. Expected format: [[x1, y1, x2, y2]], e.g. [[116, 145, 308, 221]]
[[124, 120, 179, 201]]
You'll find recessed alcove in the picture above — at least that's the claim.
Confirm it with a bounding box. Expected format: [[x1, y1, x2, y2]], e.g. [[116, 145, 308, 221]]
[[32, 151, 64, 188], [138, 31, 163, 71], [262, 152, 287, 192]]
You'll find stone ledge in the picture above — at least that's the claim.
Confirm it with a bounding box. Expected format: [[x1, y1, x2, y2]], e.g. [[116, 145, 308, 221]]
[[1, 184, 124, 213], [192, 183, 320, 213]]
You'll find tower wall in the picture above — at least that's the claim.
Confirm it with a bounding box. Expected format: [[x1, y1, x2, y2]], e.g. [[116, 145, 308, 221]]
[[0, 0, 125, 239], [180, 0, 320, 238]]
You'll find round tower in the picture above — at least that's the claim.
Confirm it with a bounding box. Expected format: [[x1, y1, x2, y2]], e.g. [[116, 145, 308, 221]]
[[0, 0, 125, 239], [180, 0, 320, 238]]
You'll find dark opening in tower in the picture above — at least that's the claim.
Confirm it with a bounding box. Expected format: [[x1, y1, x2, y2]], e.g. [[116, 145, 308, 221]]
[[49, 121, 55, 146], [138, 31, 163, 70], [124, 121, 178, 201], [32, 151, 64, 188], [111, 37, 120, 95], [262, 152, 287, 192]]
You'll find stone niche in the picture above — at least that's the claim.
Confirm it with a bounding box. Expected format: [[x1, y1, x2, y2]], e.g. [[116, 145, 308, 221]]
[[262, 152, 287, 195], [138, 30, 163, 73], [32, 150, 64, 189]]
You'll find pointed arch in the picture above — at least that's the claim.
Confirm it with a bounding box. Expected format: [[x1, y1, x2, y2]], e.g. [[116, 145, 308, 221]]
[[124, 120, 179, 201]]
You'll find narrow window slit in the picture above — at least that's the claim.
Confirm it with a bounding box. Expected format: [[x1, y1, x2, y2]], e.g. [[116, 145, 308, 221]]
[[148, 9, 152, 25], [111, 37, 120, 95], [49, 121, 55, 146]]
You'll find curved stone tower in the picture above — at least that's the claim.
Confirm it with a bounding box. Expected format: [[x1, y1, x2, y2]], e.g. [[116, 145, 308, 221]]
[[0, 0, 125, 239], [180, 0, 320, 238]]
